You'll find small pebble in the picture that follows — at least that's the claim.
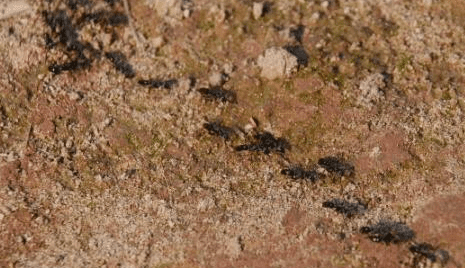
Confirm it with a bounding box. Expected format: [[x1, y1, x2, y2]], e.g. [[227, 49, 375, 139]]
[[253, 2, 264, 20]]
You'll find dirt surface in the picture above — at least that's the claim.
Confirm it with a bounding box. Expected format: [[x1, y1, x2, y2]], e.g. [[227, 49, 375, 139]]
[[1, 0, 465, 267]]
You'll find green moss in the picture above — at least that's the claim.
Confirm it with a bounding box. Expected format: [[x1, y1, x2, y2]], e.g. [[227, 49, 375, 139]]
[[429, 136, 446, 147], [230, 179, 258, 196], [180, 53, 205, 77], [331, 16, 354, 37], [282, 80, 294, 93], [79, 174, 107, 194], [286, 112, 325, 150], [155, 47, 167, 57], [379, 169, 398, 183], [176, 174, 188, 183], [397, 203, 413, 218], [441, 90, 453, 100], [298, 89, 325, 106], [87, 201, 97, 209], [151, 132, 167, 149], [330, 255, 348, 267], [298, 92, 312, 104], [340, 95, 356, 109], [18, 63, 48, 88], [77, 221, 93, 251], [196, 9, 216, 32], [55, 170, 76, 190], [313, 66, 346, 88], [396, 54, 413, 73], [125, 132, 142, 151], [458, 99, 465, 111], [200, 20, 215, 31]]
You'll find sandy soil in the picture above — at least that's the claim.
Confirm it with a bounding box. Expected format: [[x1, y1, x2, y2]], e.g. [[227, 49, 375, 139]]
[[1, 0, 465, 267]]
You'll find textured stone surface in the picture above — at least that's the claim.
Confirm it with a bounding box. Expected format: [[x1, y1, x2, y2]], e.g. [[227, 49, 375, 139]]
[[0, 0, 32, 20], [252, 2, 263, 20], [358, 73, 386, 108], [1, 0, 465, 267], [146, 0, 182, 19], [257, 47, 298, 80]]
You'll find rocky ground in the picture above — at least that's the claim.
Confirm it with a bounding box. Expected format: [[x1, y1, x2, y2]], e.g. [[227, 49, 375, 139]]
[[1, 0, 465, 267]]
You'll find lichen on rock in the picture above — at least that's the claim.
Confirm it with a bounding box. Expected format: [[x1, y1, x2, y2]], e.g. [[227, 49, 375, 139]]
[[357, 73, 387, 108]]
